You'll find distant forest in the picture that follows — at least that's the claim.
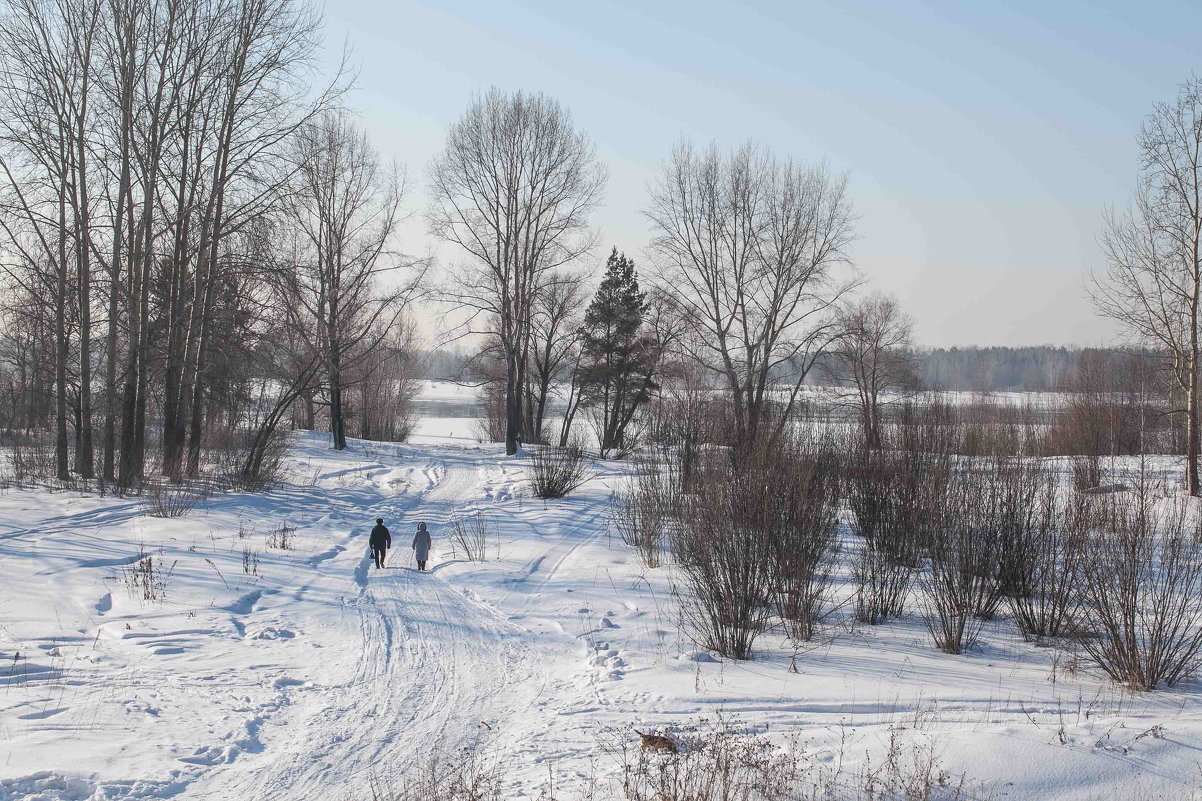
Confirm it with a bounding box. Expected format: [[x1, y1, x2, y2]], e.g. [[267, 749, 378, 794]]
[[421, 345, 1138, 394]]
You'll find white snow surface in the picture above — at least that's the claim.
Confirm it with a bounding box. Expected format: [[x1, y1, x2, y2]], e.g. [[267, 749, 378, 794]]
[[2, 415, 1202, 799]]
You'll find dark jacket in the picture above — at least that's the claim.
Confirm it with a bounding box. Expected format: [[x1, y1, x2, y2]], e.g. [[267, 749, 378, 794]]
[[369, 524, 391, 550]]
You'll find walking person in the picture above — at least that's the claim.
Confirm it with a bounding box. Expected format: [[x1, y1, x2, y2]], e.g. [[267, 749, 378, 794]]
[[369, 518, 391, 569], [412, 522, 432, 571]]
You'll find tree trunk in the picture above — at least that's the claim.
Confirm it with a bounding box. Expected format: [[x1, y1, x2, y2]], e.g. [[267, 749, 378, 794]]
[[1189, 364, 1199, 496], [505, 346, 520, 455]]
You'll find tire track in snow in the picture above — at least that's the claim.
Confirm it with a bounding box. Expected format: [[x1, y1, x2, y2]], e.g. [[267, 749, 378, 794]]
[[182, 448, 549, 800]]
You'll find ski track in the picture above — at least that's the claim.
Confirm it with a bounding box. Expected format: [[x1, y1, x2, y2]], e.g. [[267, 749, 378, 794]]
[[183, 448, 553, 801]]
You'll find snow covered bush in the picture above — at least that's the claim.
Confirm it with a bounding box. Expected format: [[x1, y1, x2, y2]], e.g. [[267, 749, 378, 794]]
[[527, 443, 592, 499], [1076, 463, 1202, 690]]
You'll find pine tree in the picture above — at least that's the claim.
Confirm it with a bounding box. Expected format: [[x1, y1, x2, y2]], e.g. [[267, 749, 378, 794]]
[[578, 248, 658, 455]]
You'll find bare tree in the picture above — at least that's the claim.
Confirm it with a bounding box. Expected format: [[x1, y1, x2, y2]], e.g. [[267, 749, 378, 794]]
[[0, 0, 103, 480], [428, 88, 606, 455], [0, 0, 345, 488], [645, 141, 855, 452], [1091, 78, 1202, 495], [826, 292, 917, 449], [288, 111, 417, 450], [524, 271, 585, 444]]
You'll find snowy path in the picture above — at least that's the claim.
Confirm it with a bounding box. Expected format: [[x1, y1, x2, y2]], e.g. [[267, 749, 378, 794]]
[[182, 450, 555, 800]]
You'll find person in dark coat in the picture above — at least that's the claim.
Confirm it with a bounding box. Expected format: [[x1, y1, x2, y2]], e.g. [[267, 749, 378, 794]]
[[412, 522, 432, 571], [369, 518, 391, 569]]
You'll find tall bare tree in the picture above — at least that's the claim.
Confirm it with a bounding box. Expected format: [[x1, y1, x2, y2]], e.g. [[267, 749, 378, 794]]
[[428, 88, 606, 455], [1091, 78, 1202, 495], [525, 271, 585, 444], [0, 0, 103, 480], [289, 110, 416, 450], [645, 141, 855, 451], [826, 292, 917, 449]]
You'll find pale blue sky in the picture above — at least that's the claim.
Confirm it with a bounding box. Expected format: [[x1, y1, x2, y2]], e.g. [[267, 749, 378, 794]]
[[321, 0, 1201, 346]]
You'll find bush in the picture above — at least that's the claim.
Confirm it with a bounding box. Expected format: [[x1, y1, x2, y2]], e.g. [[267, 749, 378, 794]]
[[219, 426, 290, 491], [140, 480, 210, 518], [671, 451, 778, 660], [853, 538, 912, 625], [449, 510, 492, 561], [1006, 482, 1085, 641], [265, 522, 296, 550], [847, 444, 949, 569], [122, 551, 176, 602], [763, 441, 840, 643], [612, 450, 679, 568], [1076, 462, 1202, 689], [527, 443, 592, 499], [669, 436, 838, 657], [590, 716, 987, 801], [472, 382, 507, 444], [360, 747, 504, 801], [921, 468, 996, 654]]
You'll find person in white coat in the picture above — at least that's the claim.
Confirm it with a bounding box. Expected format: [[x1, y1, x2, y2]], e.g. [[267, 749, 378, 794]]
[[412, 522, 432, 571]]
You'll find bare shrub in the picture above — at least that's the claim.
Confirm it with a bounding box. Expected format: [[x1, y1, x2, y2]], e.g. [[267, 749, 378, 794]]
[[1070, 454, 1103, 492], [449, 510, 492, 562], [527, 443, 592, 499], [644, 365, 718, 483], [472, 381, 507, 444], [219, 427, 291, 491], [140, 480, 210, 518], [921, 468, 996, 654], [592, 717, 986, 801], [242, 546, 260, 577], [1076, 462, 1202, 689], [612, 450, 679, 568], [605, 721, 813, 801], [122, 551, 176, 602], [853, 538, 912, 624], [671, 451, 778, 660], [847, 442, 949, 568], [766, 441, 841, 643], [265, 523, 296, 550], [9, 434, 56, 487], [669, 435, 838, 657], [361, 747, 504, 801], [1007, 486, 1085, 641]]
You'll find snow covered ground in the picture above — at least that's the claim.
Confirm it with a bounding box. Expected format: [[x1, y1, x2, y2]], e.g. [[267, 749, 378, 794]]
[[3, 394, 1202, 799]]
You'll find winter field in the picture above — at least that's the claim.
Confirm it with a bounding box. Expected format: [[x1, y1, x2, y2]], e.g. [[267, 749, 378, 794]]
[[2, 383, 1202, 800]]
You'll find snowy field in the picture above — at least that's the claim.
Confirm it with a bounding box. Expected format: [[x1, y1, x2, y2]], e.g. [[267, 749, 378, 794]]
[[2, 386, 1202, 799]]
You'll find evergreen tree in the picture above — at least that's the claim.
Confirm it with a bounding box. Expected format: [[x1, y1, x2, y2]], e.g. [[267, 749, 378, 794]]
[[578, 249, 658, 455]]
